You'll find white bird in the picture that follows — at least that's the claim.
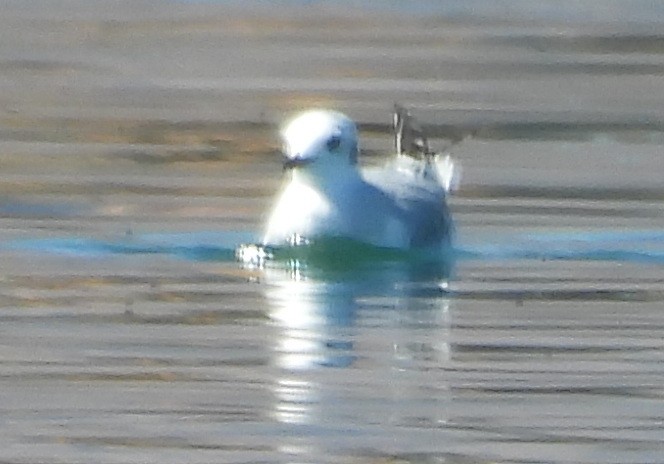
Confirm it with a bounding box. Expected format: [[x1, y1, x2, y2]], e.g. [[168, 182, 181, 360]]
[[262, 107, 456, 250]]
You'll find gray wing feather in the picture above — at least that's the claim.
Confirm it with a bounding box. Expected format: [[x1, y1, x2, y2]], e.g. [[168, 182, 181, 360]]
[[363, 167, 452, 247]]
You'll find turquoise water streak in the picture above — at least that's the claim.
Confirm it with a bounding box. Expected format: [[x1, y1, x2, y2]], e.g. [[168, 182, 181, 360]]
[[12, 229, 664, 266]]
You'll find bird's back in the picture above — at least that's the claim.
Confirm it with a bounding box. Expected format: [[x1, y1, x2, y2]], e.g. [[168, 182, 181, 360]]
[[362, 157, 452, 248]]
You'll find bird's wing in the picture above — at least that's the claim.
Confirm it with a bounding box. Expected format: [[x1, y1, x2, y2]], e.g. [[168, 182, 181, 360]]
[[393, 104, 430, 157], [362, 164, 452, 247], [391, 105, 462, 193]]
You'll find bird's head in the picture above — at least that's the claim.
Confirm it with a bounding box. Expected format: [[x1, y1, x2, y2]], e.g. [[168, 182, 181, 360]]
[[281, 110, 359, 179]]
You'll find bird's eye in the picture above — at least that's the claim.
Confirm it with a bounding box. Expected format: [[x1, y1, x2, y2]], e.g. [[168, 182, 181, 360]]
[[326, 135, 341, 151]]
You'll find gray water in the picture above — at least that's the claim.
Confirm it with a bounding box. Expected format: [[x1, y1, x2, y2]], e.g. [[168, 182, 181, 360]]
[[1, 2, 664, 463]]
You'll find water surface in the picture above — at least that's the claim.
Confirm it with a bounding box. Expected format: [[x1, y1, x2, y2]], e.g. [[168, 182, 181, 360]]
[[1, 2, 664, 463]]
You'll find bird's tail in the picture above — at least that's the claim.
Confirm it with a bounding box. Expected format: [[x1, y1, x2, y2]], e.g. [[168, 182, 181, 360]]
[[393, 104, 462, 193], [434, 154, 461, 193], [393, 103, 431, 157]]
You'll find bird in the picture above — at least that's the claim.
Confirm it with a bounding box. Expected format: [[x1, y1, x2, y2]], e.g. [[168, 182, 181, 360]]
[[261, 106, 456, 250]]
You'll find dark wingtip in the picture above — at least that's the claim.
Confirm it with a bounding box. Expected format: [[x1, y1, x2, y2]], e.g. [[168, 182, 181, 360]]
[[392, 104, 431, 158]]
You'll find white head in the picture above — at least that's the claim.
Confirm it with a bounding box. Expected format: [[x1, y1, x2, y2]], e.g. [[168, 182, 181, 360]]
[[281, 110, 359, 179]]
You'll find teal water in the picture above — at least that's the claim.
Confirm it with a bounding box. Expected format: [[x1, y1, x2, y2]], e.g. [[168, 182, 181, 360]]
[[13, 228, 664, 265]]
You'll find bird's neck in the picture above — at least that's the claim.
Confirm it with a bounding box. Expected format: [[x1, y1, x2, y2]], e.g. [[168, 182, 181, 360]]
[[290, 166, 361, 195]]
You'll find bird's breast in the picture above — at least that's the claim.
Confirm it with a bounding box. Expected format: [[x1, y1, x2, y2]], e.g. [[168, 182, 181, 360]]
[[262, 180, 339, 245]]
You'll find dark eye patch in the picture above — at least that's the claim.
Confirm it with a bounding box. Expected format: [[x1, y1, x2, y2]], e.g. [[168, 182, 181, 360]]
[[326, 135, 341, 151]]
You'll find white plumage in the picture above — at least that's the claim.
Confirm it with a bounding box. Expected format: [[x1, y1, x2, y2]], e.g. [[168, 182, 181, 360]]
[[262, 109, 455, 250]]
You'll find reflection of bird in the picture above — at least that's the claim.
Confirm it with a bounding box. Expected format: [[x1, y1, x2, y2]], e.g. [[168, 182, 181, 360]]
[[262, 107, 457, 250]]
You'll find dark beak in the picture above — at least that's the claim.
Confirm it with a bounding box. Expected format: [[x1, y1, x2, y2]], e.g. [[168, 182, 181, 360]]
[[283, 155, 313, 170]]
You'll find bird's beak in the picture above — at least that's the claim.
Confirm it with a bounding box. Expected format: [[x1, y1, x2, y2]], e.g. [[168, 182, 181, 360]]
[[282, 151, 317, 170], [284, 156, 313, 171]]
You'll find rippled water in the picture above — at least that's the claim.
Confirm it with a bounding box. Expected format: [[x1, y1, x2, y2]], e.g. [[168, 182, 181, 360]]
[[2, 2, 664, 463]]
